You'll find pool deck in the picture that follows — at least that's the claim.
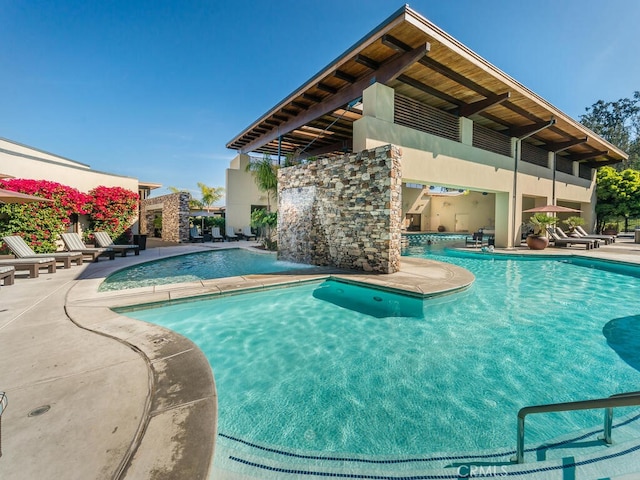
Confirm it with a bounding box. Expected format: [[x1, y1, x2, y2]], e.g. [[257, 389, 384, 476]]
[[2, 238, 640, 479]]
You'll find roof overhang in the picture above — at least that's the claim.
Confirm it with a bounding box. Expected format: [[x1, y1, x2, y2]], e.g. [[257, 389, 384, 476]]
[[226, 5, 627, 166]]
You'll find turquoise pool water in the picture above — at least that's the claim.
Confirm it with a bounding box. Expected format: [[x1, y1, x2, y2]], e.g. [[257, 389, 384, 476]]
[[122, 246, 640, 460], [99, 248, 312, 291]]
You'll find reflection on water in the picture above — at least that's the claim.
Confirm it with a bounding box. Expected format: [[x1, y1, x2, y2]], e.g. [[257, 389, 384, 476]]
[[603, 315, 640, 373]]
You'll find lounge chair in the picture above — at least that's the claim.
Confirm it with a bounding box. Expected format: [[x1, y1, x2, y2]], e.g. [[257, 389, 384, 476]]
[[0, 257, 56, 277], [465, 231, 485, 247], [189, 226, 204, 243], [546, 228, 597, 250], [555, 227, 600, 248], [2, 235, 83, 268], [241, 226, 256, 240], [574, 225, 615, 244], [211, 227, 224, 242], [93, 231, 140, 256], [225, 226, 239, 241], [61, 233, 115, 261], [0, 266, 15, 286]]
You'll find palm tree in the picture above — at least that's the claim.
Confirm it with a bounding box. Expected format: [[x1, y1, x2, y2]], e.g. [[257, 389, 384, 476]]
[[197, 183, 224, 210], [245, 155, 278, 212]]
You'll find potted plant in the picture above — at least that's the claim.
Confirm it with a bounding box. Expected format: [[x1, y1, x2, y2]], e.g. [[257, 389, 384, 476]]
[[563, 216, 585, 233], [603, 223, 618, 235], [526, 213, 557, 250]]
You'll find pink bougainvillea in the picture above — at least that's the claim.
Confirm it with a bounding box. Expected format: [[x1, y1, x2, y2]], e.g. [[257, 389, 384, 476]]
[[0, 179, 138, 253]]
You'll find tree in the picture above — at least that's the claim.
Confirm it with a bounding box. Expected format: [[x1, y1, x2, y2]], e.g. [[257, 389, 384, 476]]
[[580, 92, 640, 170], [168, 184, 224, 210], [245, 155, 278, 212], [595, 166, 640, 232]]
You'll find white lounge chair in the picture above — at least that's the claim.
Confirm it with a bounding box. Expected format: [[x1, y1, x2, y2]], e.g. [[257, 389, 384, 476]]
[[61, 233, 115, 261], [0, 265, 15, 286], [241, 226, 256, 240], [3, 235, 83, 268], [211, 227, 224, 242], [0, 257, 56, 277], [574, 225, 615, 244], [225, 226, 239, 241], [93, 231, 140, 256], [189, 226, 204, 243]]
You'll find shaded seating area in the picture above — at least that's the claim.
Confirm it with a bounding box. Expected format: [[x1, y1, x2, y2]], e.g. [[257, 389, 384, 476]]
[[0, 265, 15, 287], [573, 225, 615, 244], [225, 226, 239, 241], [61, 233, 115, 261], [0, 257, 57, 278], [546, 227, 598, 250], [465, 231, 486, 247], [93, 231, 140, 256], [211, 227, 224, 242], [3, 235, 83, 268], [189, 226, 204, 243], [241, 226, 256, 240]]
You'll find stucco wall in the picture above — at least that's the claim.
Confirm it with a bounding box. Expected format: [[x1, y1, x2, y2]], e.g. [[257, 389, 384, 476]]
[[278, 144, 402, 274], [225, 154, 269, 231]]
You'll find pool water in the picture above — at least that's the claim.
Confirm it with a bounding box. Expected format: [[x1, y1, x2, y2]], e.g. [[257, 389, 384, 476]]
[[99, 248, 312, 291], [122, 246, 640, 460]]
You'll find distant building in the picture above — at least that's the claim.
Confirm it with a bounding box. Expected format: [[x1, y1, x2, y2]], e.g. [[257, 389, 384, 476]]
[[225, 5, 626, 248], [0, 137, 160, 233]]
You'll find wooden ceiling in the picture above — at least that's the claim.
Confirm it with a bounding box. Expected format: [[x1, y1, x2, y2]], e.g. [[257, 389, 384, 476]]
[[226, 5, 627, 166]]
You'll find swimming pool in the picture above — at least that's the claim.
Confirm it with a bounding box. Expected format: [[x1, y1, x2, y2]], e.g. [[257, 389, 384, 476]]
[[99, 248, 313, 291], [121, 246, 640, 476]]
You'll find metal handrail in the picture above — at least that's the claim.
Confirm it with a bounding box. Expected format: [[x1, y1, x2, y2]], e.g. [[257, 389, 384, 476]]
[[515, 391, 640, 464]]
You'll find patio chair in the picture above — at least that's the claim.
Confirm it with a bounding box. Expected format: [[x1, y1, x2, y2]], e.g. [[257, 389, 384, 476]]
[[545, 228, 596, 250], [555, 227, 600, 248], [2, 235, 83, 268], [189, 226, 204, 243], [211, 227, 224, 242], [0, 257, 57, 277], [93, 231, 140, 256], [225, 226, 239, 241], [0, 266, 15, 286], [61, 233, 115, 261], [574, 225, 615, 244], [241, 226, 256, 241], [465, 231, 485, 247]]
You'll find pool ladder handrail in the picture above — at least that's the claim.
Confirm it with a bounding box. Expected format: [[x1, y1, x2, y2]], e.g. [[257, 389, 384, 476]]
[[515, 390, 640, 464]]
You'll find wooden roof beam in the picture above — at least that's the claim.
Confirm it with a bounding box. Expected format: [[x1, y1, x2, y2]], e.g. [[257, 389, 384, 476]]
[[510, 119, 556, 139], [291, 101, 309, 110], [333, 70, 357, 83], [303, 92, 322, 103], [580, 158, 620, 168], [459, 92, 511, 117], [397, 74, 463, 107], [300, 139, 353, 158], [355, 54, 380, 70], [546, 137, 588, 152], [570, 150, 609, 162], [273, 114, 289, 122], [239, 42, 431, 153], [316, 82, 338, 94]]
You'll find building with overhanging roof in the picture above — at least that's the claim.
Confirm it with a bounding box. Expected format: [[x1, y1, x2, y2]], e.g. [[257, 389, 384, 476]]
[[225, 5, 626, 250]]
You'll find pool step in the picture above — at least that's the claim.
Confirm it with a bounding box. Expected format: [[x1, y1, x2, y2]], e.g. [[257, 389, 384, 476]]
[[211, 412, 640, 479]]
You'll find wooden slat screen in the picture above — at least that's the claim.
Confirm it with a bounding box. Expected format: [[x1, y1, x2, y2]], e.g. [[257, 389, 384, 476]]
[[394, 94, 460, 142], [472, 123, 512, 157], [521, 142, 549, 167], [556, 157, 574, 175], [579, 163, 593, 180]]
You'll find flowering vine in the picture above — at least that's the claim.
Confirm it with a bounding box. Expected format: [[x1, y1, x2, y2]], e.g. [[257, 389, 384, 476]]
[[0, 179, 138, 253]]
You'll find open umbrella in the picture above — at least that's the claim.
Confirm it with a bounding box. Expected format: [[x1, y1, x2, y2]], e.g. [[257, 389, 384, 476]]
[[0, 188, 53, 204], [523, 205, 581, 213]]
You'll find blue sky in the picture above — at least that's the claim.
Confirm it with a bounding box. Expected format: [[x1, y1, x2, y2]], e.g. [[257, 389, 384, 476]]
[[1, 0, 639, 202]]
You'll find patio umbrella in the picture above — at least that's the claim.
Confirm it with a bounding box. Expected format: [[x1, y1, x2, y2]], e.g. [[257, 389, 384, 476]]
[[522, 205, 581, 213], [0, 188, 53, 204]]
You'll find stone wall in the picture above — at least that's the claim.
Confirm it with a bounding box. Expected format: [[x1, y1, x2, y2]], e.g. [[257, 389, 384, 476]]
[[140, 192, 191, 243], [278, 144, 402, 273]]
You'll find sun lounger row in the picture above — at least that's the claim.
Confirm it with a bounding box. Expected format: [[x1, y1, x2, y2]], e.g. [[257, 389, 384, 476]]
[[546, 227, 600, 250], [0, 232, 141, 284]]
